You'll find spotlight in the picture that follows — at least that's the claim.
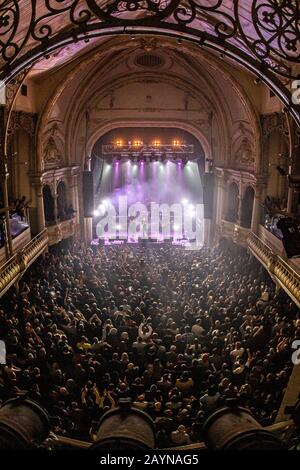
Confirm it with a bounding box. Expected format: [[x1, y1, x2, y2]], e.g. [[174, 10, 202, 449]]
[[116, 140, 123, 147], [140, 161, 144, 165], [181, 198, 188, 206], [98, 204, 106, 214], [94, 209, 100, 217], [133, 140, 142, 147], [153, 140, 161, 147], [188, 204, 196, 216], [173, 140, 180, 147]]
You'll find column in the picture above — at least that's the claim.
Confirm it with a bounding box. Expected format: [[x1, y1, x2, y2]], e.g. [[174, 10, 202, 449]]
[[0, 164, 13, 258], [84, 217, 93, 245], [237, 195, 243, 226], [215, 174, 226, 224], [32, 178, 46, 234], [36, 182, 46, 233], [251, 184, 265, 234], [68, 174, 79, 222], [53, 192, 58, 223]]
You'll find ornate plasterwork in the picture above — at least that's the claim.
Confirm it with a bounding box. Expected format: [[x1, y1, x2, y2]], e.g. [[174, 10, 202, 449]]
[[261, 112, 289, 140], [8, 110, 37, 137], [231, 122, 255, 168], [43, 123, 64, 168]]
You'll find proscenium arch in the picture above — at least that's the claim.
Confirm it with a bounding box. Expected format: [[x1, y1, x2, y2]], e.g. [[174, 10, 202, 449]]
[[86, 120, 213, 170], [2, 25, 300, 129], [35, 36, 262, 174]]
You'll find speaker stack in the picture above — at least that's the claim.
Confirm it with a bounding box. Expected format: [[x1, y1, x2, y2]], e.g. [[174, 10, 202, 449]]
[[82, 171, 94, 217]]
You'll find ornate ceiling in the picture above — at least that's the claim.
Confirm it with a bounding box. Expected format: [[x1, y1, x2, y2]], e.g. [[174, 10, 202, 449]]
[[0, 1, 299, 80], [0, 1, 299, 128]]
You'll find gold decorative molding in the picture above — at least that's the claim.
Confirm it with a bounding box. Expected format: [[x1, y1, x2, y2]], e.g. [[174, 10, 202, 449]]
[[47, 219, 78, 246], [248, 232, 300, 307], [219, 220, 251, 247], [0, 230, 48, 298]]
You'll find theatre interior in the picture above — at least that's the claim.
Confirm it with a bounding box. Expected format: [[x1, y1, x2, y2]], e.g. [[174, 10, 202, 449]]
[[0, 0, 299, 451]]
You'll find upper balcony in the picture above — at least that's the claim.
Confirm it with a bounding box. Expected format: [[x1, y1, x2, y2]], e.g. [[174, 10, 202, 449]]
[[0, 207, 33, 262], [218, 212, 300, 308], [248, 226, 300, 308]]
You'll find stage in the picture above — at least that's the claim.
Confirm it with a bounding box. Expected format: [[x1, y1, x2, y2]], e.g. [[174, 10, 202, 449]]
[[90, 237, 204, 250]]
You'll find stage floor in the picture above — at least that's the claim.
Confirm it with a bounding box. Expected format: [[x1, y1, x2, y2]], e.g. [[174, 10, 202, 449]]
[[91, 238, 203, 250]]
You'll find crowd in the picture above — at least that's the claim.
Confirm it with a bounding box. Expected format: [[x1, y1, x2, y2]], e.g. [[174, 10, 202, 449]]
[[0, 239, 299, 447]]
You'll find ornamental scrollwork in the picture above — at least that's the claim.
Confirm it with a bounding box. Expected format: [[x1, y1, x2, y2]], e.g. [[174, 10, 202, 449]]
[[0, 0, 299, 81]]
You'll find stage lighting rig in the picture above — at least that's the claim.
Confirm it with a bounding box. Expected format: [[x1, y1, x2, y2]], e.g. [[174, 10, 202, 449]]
[[102, 142, 194, 161]]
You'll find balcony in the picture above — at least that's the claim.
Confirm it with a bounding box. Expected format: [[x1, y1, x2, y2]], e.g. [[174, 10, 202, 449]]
[[248, 231, 300, 307], [51, 418, 294, 450], [0, 229, 48, 298], [219, 220, 251, 247], [47, 217, 78, 246]]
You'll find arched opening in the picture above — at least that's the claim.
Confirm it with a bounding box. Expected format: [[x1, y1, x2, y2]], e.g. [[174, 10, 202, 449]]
[[43, 185, 55, 226], [225, 182, 239, 223], [241, 186, 255, 228], [91, 127, 205, 242], [57, 181, 68, 221]]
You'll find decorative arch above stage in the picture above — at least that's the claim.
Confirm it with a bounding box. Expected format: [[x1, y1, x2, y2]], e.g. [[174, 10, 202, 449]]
[[34, 41, 261, 175]]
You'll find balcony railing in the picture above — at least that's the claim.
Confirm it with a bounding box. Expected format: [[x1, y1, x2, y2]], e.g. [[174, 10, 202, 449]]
[[47, 218, 78, 246], [51, 419, 294, 450], [219, 220, 251, 247], [0, 229, 48, 297], [248, 232, 300, 307]]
